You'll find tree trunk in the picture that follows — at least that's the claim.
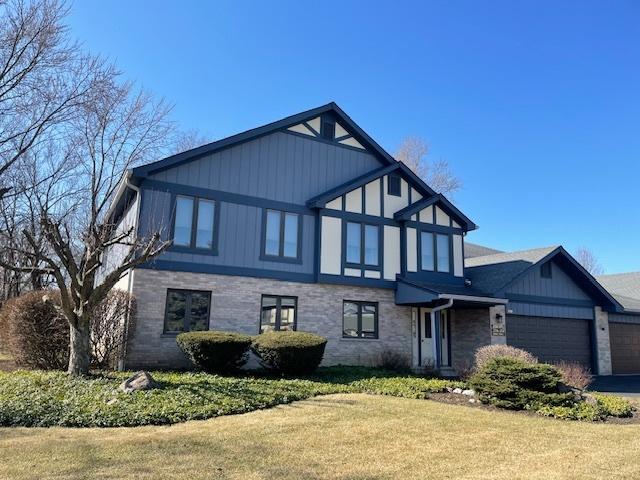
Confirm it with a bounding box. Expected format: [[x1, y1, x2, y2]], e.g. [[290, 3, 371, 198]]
[[68, 320, 91, 375]]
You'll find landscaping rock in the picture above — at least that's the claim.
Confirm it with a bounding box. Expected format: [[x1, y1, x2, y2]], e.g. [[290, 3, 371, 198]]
[[452, 388, 463, 394], [582, 393, 598, 406], [462, 389, 476, 396], [119, 371, 159, 394]]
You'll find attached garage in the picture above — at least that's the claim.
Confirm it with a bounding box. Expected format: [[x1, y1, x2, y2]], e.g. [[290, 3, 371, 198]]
[[506, 315, 593, 368], [609, 322, 640, 374]]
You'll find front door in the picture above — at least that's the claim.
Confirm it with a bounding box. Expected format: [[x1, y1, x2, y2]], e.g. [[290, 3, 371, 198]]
[[420, 309, 435, 367]]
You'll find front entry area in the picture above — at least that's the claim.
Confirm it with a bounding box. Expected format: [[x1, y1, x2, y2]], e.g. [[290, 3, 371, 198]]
[[417, 308, 450, 369]]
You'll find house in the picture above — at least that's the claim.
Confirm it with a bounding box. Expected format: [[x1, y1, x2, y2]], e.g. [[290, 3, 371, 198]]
[[105, 102, 640, 375]]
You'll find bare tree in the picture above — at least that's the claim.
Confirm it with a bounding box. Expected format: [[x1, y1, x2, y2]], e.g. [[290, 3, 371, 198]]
[[575, 247, 604, 276], [0, 0, 106, 200], [172, 128, 211, 154], [0, 72, 174, 375], [394, 136, 462, 195]]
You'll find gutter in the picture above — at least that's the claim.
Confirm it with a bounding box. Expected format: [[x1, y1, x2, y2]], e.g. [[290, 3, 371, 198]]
[[439, 294, 509, 304]]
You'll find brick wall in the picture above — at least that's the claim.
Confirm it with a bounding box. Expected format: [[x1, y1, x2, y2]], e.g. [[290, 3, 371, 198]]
[[450, 308, 490, 372], [126, 268, 413, 369]]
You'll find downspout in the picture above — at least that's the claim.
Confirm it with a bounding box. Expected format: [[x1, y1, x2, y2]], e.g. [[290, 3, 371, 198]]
[[431, 298, 453, 370], [117, 174, 141, 372]]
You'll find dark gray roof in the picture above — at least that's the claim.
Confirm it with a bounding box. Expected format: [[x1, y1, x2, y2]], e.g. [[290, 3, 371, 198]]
[[597, 272, 640, 310], [400, 278, 494, 298], [464, 242, 504, 259], [464, 246, 558, 294]]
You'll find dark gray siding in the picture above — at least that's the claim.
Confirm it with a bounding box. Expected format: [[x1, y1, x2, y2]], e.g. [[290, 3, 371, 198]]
[[609, 312, 640, 325], [505, 260, 594, 319], [149, 131, 382, 204], [506, 260, 591, 300], [138, 189, 315, 275], [98, 195, 138, 282]]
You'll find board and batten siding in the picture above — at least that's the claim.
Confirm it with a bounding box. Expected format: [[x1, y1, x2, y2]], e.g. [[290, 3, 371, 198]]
[[139, 189, 315, 275], [148, 131, 382, 204]]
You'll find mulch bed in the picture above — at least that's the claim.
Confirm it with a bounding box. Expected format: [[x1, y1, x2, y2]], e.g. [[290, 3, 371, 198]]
[[429, 392, 640, 424]]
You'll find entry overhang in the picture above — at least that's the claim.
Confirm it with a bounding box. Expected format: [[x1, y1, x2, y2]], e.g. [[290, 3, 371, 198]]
[[395, 277, 507, 306]]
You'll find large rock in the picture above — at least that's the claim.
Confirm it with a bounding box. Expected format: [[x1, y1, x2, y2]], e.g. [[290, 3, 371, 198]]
[[119, 371, 159, 394]]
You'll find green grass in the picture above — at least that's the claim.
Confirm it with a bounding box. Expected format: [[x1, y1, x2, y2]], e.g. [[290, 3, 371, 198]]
[[0, 367, 463, 427], [1, 394, 639, 480]]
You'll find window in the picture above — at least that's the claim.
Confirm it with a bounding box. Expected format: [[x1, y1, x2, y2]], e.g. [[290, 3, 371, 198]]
[[172, 196, 217, 251], [260, 295, 297, 333], [388, 174, 401, 196], [163, 289, 211, 333], [343, 301, 378, 339], [541, 261, 552, 278], [420, 232, 434, 271], [263, 210, 300, 260], [345, 222, 379, 267], [321, 120, 335, 140], [436, 234, 450, 273], [424, 312, 432, 338]]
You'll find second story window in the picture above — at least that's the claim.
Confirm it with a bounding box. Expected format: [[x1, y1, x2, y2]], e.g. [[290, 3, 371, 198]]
[[173, 196, 217, 251], [420, 232, 450, 273], [263, 209, 300, 260], [346, 222, 379, 267]]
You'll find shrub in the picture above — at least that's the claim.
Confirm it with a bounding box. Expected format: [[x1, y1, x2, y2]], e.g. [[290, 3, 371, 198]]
[[90, 290, 136, 369], [594, 394, 634, 418], [252, 331, 327, 374], [537, 402, 605, 422], [554, 361, 592, 390], [474, 344, 538, 371], [177, 331, 252, 373], [0, 290, 68, 370], [469, 357, 567, 410], [375, 350, 410, 371]]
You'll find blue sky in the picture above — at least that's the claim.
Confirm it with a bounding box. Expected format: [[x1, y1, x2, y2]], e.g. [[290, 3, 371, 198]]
[[67, 1, 639, 273]]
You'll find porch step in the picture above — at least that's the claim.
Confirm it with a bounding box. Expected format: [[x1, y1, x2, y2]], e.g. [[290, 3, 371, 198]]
[[437, 367, 457, 378]]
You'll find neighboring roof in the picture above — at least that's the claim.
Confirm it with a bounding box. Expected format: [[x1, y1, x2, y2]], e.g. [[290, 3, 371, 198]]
[[597, 272, 640, 311], [465, 246, 557, 294], [464, 242, 504, 259], [465, 246, 622, 311], [393, 194, 478, 231], [306, 161, 438, 209], [132, 102, 396, 178]]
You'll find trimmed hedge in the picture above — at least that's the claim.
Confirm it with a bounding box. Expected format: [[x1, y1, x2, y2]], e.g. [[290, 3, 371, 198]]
[[177, 331, 252, 373], [252, 331, 327, 374]]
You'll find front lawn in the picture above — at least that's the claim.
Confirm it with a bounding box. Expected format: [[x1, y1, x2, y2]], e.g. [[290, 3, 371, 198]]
[[0, 367, 462, 427], [1, 394, 639, 480]]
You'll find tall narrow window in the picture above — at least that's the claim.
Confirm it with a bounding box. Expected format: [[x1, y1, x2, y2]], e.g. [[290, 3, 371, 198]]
[[174, 196, 194, 247], [388, 174, 401, 196], [195, 199, 215, 249], [172, 196, 217, 251], [263, 210, 300, 260], [164, 289, 211, 333], [421, 232, 434, 271], [342, 301, 378, 339], [260, 295, 297, 333], [346, 222, 361, 264], [364, 224, 379, 266], [436, 234, 450, 273]]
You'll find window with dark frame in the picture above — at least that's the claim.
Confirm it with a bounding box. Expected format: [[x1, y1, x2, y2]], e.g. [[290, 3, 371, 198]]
[[541, 261, 552, 278], [420, 231, 451, 273], [345, 221, 379, 267], [172, 195, 217, 251], [163, 289, 211, 334], [263, 209, 300, 260], [424, 313, 432, 338], [260, 295, 297, 333], [387, 174, 402, 197], [342, 301, 378, 339]]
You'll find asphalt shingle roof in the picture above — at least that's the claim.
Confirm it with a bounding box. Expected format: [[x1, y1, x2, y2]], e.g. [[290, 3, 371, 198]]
[[597, 272, 640, 311], [464, 246, 558, 294], [464, 242, 504, 259]]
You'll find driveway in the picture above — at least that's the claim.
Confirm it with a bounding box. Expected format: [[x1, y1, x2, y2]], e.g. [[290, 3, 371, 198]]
[[591, 375, 640, 398]]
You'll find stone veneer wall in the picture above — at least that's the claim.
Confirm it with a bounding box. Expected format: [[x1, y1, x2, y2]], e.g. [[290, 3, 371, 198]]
[[450, 308, 491, 372], [594, 306, 612, 375], [126, 268, 413, 369]]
